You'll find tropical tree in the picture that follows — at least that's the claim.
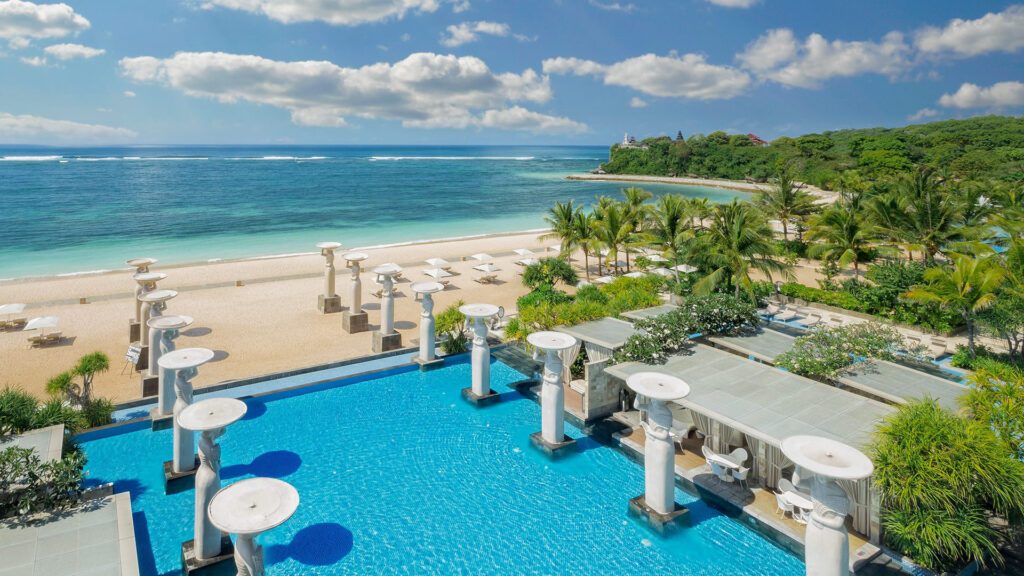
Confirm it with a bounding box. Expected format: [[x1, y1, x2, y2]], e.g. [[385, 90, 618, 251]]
[[757, 166, 817, 240], [872, 400, 1024, 572], [522, 257, 578, 290], [643, 194, 693, 282], [690, 200, 789, 301], [570, 210, 597, 281], [963, 360, 1024, 460], [891, 167, 965, 264], [806, 205, 879, 279], [540, 200, 580, 258], [621, 187, 653, 271], [686, 197, 712, 230], [592, 202, 633, 274], [904, 253, 1005, 357], [73, 352, 109, 405]]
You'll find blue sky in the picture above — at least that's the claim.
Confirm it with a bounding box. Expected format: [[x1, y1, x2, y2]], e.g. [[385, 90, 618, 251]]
[[0, 0, 1022, 145]]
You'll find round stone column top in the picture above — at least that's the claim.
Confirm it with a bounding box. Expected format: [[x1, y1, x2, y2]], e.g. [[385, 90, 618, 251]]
[[372, 263, 402, 276], [158, 347, 215, 371], [411, 281, 444, 295], [781, 435, 874, 480], [527, 331, 578, 352], [126, 257, 158, 269], [459, 303, 500, 318], [147, 314, 194, 331], [626, 372, 691, 402], [178, 398, 247, 432], [139, 289, 177, 303], [343, 252, 369, 263], [133, 272, 167, 284], [316, 241, 342, 251], [208, 478, 300, 536]]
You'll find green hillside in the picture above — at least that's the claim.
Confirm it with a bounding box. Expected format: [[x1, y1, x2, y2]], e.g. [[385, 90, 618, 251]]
[[601, 116, 1024, 188]]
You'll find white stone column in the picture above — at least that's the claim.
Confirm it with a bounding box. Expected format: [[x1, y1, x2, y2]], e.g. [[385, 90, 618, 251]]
[[626, 372, 691, 516], [459, 305, 498, 397], [159, 348, 215, 474], [346, 253, 367, 313], [411, 282, 444, 364], [208, 478, 299, 576], [380, 274, 395, 335], [527, 332, 578, 446], [320, 243, 339, 298], [149, 316, 193, 417], [139, 289, 177, 348], [780, 435, 874, 576]]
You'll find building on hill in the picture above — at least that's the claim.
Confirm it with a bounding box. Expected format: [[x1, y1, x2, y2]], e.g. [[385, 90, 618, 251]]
[[747, 133, 768, 146]]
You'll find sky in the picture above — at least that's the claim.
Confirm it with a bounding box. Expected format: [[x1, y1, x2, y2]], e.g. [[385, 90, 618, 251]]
[[0, 0, 1022, 146]]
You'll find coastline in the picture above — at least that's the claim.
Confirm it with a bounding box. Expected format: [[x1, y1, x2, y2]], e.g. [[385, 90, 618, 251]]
[[566, 173, 838, 202]]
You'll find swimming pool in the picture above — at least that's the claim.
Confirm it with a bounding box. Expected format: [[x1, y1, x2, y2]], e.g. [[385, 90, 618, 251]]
[[80, 357, 804, 575]]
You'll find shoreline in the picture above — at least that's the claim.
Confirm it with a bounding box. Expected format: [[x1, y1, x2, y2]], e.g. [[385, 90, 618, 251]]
[[0, 227, 551, 284], [566, 173, 838, 201]]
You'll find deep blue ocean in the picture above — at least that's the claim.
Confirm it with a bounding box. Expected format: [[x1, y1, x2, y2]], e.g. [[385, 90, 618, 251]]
[[0, 146, 747, 279]]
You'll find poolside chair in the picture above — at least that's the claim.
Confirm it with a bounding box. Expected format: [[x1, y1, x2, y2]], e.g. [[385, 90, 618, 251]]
[[775, 492, 794, 518], [763, 303, 780, 317], [710, 461, 729, 483], [929, 336, 949, 359], [800, 311, 823, 328], [670, 406, 697, 442], [774, 307, 798, 322], [734, 467, 750, 490], [829, 316, 846, 327], [701, 445, 717, 472], [726, 447, 749, 467], [778, 478, 796, 494], [794, 507, 810, 525]]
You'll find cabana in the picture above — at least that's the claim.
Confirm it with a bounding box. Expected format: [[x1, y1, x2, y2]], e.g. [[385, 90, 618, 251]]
[[607, 344, 893, 542], [555, 317, 639, 421]]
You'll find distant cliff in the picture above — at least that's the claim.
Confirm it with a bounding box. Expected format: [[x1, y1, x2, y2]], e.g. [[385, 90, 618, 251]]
[[601, 116, 1024, 189]]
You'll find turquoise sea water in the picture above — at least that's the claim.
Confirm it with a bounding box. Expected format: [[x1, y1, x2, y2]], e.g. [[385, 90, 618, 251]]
[[79, 357, 803, 575], [0, 146, 747, 279]]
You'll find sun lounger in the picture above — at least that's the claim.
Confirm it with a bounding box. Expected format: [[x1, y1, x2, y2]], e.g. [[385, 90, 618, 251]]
[[473, 274, 497, 284], [799, 310, 823, 327], [829, 316, 845, 327], [774, 307, 798, 322], [28, 332, 62, 347], [928, 336, 948, 359], [1, 317, 27, 330]]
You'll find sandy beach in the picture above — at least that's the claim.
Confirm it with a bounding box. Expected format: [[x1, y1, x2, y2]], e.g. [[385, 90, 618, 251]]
[[0, 231, 551, 403], [567, 173, 839, 202]]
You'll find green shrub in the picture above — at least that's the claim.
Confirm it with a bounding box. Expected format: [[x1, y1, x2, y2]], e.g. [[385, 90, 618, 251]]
[[522, 257, 578, 290], [964, 359, 1024, 460], [516, 285, 572, 309], [775, 322, 904, 379], [436, 300, 469, 355], [0, 447, 86, 519], [574, 283, 608, 304], [0, 387, 39, 435], [780, 282, 867, 311], [81, 399, 115, 429]]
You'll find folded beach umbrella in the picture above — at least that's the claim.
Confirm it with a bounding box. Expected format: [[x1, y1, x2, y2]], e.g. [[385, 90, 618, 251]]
[[593, 276, 613, 284], [23, 316, 59, 333], [518, 257, 540, 266], [470, 253, 493, 262], [646, 254, 669, 263], [423, 268, 452, 279], [424, 257, 449, 267], [651, 267, 674, 277], [672, 264, 698, 273], [473, 262, 500, 273], [513, 248, 536, 257]]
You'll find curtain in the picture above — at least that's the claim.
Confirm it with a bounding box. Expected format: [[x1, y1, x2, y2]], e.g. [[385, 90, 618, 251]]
[[584, 341, 613, 363], [743, 434, 792, 490], [838, 477, 877, 542], [560, 340, 583, 386], [691, 412, 730, 453]]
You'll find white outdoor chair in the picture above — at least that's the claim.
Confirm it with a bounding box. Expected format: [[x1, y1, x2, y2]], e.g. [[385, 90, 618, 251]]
[[775, 307, 798, 322], [727, 447, 749, 467], [734, 466, 750, 490], [778, 478, 796, 494], [701, 445, 717, 472], [775, 492, 794, 518], [710, 461, 729, 483], [794, 507, 811, 525]]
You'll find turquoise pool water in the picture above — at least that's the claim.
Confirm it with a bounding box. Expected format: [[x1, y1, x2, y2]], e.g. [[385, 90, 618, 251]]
[[79, 358, 803, 575]]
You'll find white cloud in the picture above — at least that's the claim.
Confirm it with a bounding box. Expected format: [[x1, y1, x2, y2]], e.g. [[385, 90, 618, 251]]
[[19, 54, 46, 66], [120, 51, 586, 134], [543, 53, 750, 100], [44, 42, 103, 60], [706, 0, 758, 8], [196, 0, 473, 26], [0, 0, 90, 49], [915, 5, 1024, 58], [400, 32, 411, 41], [907, 107, 938, 121], [440, 20, 509, 47], [938, 81, 1024, 109], [588, 1, 636, 13], [629, 96, 647, 108], [123, 90, 136, 97], [738, 28, 909, 88], [0, 112, 135, 143]]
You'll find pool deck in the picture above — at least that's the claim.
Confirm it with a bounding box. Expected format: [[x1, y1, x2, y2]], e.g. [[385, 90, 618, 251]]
[[0, 491, 139, 576], [0, 424, 64, 463], [610, 419, 899, 574]]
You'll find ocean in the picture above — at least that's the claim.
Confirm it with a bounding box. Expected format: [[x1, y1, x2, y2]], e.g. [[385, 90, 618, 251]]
[[0, 145, 748, 279]]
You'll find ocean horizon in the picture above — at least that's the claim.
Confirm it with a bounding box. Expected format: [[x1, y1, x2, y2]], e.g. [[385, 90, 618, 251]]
[[0, 145, 748, 279]]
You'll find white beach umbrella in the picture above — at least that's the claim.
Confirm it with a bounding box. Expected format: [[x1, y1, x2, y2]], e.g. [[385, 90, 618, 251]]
[[423, 268, 453, 279], [517, 257, 540, 266], [0, 303, 26, 320], [546, 244, 560, 253], [470, 253, 493, 262], [513, 248, 536, 257], [646, 254, 669, 263], [672, 264, 698, 273], [23, 316, 58, 335], [593, 276, 614, 285], [473, 262, 500, 273], [624, 271, 646, 278], [651, 267, 674, 277], [424, 257, 449, 268]]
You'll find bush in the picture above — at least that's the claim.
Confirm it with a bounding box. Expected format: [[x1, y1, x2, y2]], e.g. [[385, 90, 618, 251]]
[[436, 300, 469, 355], [775, 322, 904, 379], [516, 285, 572, 309], [948, 343, 1007, 370], [522, 257, 578, 290], [779, 280, 960, 332], [81, 399, 115, 429], [0, 388, 86, 435], [0, 447, 85, 520], [780, 282, 867, 311], [574, 283, 608, 304], [964, 359, 1024, 460]]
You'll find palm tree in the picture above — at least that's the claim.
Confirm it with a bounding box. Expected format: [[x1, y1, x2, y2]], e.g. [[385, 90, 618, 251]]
[[690, 200, 790, 300], [571, 210, 598, 281], [686, 197, 712, 230], [807, 206, 879, 279], [904, 253, 1005, 357], [621, 187, 653, 271], [592, 202, 633, 274], [892, 167, 965, 264], [541, 200, 581, 258], [643, 194, 693, 282], [757, 166, 817, 241]]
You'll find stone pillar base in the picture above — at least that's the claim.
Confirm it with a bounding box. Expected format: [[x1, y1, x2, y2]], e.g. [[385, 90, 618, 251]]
[[134, 344, 149, 372], [149, 408, 173, 431], [128, 320, 140, 343], [413, 356, 444, 370], [372, 331, 402, 353], [318, 294, 343, 314], [162, 456, 200, 495], [140, 375, 158, 398], [529, 432, 577, 458], [461, 387, 500, 407], [342, 310, 369, 333], [181, 535, 234, 575], [627, 495, 689, 535]]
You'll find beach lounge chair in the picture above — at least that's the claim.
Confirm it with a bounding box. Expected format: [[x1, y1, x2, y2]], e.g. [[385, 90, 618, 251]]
[[28, 331, 62, 347], [774, 307, 798, 322], [799, 310, 823, 328], [928, 336, 948, 359], [763, 303, 780, 317], [775, 492, 794, 518], [473, 274, 497, 284]]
